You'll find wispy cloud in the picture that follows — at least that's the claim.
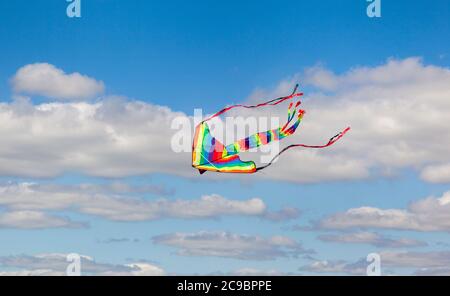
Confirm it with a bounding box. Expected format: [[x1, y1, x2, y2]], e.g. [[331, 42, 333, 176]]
[[211, 268, 290, 276], [314, 191, 450, 232], [379, 251, 450, 269], [0, 253, 164, 276], [98, 238, 141, 244], [299, 260, 367, 275], [0, 211, 85, 229], [152, 231, 313, 260], [260, 207, 300, 222], [0, 182, 297, 227], [300, 251, 450, 275], [318, 231, 427, 248]]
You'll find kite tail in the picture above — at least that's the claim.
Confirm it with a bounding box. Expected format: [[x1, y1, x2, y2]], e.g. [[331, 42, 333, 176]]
[[281, 100, 301, 131], [224, 99, 306, 154], [202, 84, 303, 122], [255, 126, 351, 172], [280, 101, 305, 137]]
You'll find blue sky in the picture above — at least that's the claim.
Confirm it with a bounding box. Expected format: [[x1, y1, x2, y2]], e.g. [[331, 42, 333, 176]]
[[0, 0, 450, 275]]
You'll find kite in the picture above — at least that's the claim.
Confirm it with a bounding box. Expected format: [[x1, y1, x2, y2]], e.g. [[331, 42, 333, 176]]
[[192, 84, 350, 174]]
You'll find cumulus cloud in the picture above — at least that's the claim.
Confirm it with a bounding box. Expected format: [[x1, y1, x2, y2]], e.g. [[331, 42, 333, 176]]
[[2, 58, 450, 183], [0, 182, 292, 226], [11, 63, 104, 100], [238, 57, 450, 183], [316, 191, 450, 232], [0, 253, 164, 276], [152, 231, 312, 260], [420, 163, 450, 183], [0, 97, 191, 178], [317, 231, 426, 248]]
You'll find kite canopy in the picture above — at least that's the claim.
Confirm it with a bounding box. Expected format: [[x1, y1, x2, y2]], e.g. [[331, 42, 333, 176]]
[[192, 84, 350, 174], [192, 122, 257, 173]]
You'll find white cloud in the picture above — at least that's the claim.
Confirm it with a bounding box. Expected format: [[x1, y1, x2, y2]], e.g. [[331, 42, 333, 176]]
[[99, 237, 140, 244], [3, 58, 449, 183], [0, 253, 165, 276], [122, 263, 166, 276], [78, 193, 266, 222], [209, 268, 291, 276], [318, 231, 426, 248], [301, 251, 450, 276], [299, 260, 366, 275], [0, 210, 84, 229], [0, 269, 62, 276], [152, 231, 311, 260], [317, 191, 450, 232], [414, 267, 450, 276], [420, 163, 450, 183], [0, 97, 190, 178], [228, 268, 286, 276], [11, 63, 104, 100], [0, 182, 292, 225], [379, 251, 450, 269], [240, 57, 450, 183]]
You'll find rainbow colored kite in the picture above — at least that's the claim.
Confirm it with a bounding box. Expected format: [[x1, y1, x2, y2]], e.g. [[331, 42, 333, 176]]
[[192, 84, 350, 174]]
